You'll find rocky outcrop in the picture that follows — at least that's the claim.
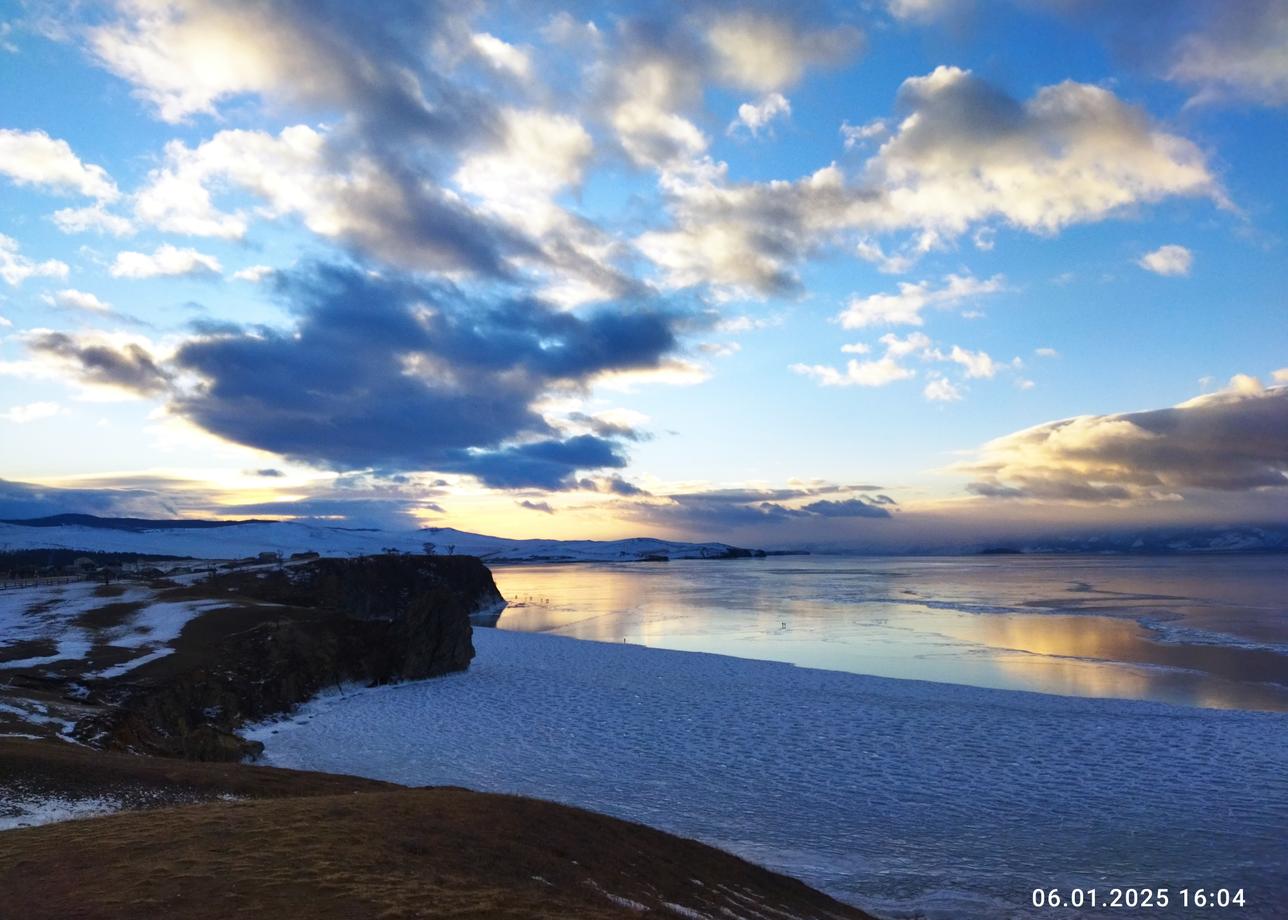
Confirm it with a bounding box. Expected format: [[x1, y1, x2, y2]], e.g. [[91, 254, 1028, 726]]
[[74, 555, 504, 761]]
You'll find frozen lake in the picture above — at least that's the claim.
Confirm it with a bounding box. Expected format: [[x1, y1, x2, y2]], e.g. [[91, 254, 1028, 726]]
[[490, 554, 1288, 712], [250, 629, 1288, 920]]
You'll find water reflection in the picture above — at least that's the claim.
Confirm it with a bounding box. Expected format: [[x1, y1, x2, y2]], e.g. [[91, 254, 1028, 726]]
[[491, 555, 1288, 712]]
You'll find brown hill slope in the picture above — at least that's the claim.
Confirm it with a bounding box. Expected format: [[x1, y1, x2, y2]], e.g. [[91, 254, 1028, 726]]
[[0, 741, 874, 920]]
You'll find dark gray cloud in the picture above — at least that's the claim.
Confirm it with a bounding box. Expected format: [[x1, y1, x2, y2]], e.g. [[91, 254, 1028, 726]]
[[517, 499, 555, 514], [170, 262, 683, 489], [962, 383, 1288, 502], [618, 485, 894, 532], [0, 477, 179, 520], [800, 498, 892, 518], [567, 412, 650, 442], [28, 331, 171, 395]]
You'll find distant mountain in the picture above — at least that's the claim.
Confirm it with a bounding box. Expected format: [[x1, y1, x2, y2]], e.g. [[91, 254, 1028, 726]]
[[0, 515, 764, 563]]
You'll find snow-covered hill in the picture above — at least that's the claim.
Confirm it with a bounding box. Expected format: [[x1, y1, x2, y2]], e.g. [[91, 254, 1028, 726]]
[[0, 516, 763, 564]]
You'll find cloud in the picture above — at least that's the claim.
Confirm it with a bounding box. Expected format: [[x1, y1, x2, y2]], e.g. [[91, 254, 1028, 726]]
[[923, 374, 963, 402], [616, 484, 893, 532], [1, 401, 61, 423], [606, 25, 709, 170], [639, 67, 1217, 294], [517, 499, 554, 514], [604, 9, 861, 170], [25, 331, 172, 396], [110, 244, 221, 279], [866, 66, 1223, 234], [884, 0, 960, 21], [88, 0, 483, 132], [947, 344, 997, 378], [0, 129, 118, 200], [838, 273, 1005, 328], [638, 161, 879, 294], [960, 377, 1288, 502], [471, 32, 532, 79], [799, 498, 891, 518], [0, 476, 180, 520], [0, 234, 69, 286], [705, 13, 862, 93], [793, 331, 1009, 398], [134, 124, 526, 278], [41, 288, 112, 313], [52, 203, 135, 236], [729, 93, 791, 137], [232, 265, 274, 283], [1166, 0, 1288, 106], [167, 262, 684, 489], [893, 1, 1288, 110], [1138, 244, 1193, 277], [791, 354, 914, 388]]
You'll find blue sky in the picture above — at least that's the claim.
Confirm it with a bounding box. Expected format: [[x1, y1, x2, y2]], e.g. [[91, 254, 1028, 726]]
[[0, 0, 1285, 547]]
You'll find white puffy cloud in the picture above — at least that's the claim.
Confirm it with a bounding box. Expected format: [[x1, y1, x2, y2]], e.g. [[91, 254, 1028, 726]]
[[0, 129, 118, 200], [110, 244, 221, 279], [1138, 244, 1193, 277], [866, 66, 1222, 235], [454, 107, 640, 306], [606, 11, 860, 170], [470, 32, 532, 79], [638, 161, 881, 294], [609, 52, 708, 169], [52, 203, 135, 236], [0, 234, 69, 286], [90, 0, 292, 122], [231, 264, 274, 283], [838, 273, 1005, 328], [923, 374, 963, 401], [1, 401, 61, 423], [729, 93, 791, 137], [842, 121, 888, 154], [41, 289, 112, 313], [791, 354, 914, 388], [132, 125, 521, 276], [705, 13, 862, 93], [133, 127, 322, 239], [947, 345, 997, 378], [87, 0, 478, 126], [793, 329, 1011, 399], [961, 377, 1288, 501], [455, 108, 593, 233], [638, 67, 1218, 294]]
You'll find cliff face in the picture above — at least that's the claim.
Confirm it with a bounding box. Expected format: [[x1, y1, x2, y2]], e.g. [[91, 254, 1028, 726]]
[[74, 555, 503, 761]]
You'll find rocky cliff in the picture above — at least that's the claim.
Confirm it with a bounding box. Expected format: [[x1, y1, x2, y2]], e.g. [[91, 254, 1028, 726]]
[[73, 555, 503, 761]]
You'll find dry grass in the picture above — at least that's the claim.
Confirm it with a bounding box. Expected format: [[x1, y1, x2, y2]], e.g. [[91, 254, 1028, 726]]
[[0, 741, 873, 920]]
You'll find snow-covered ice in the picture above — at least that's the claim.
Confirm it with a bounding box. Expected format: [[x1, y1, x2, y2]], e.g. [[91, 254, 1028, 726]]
[[248, 629, 1288, 920]]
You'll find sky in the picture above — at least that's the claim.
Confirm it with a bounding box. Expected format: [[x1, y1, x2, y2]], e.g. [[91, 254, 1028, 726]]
[[0, 0, 1285, 549]]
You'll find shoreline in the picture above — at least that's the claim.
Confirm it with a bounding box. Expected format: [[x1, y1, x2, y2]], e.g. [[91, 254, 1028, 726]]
[[248, 628, 1288, 920]]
